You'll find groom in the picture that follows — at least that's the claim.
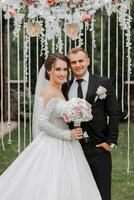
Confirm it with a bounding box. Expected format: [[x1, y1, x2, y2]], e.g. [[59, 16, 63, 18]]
[[62, 47, 120, 200]]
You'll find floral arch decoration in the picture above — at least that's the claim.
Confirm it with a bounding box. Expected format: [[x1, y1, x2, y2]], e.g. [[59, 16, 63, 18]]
[[1, 0, 132, 57]]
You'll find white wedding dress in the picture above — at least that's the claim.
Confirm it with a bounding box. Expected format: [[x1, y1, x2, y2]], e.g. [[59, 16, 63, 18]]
[[0, 98, 101, 200]]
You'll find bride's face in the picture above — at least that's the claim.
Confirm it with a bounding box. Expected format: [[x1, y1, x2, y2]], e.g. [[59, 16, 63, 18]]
[[49, 59, 68, 85]]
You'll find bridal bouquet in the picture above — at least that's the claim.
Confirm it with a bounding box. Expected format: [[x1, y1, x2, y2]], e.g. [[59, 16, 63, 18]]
[[63, 98, 93, 127]]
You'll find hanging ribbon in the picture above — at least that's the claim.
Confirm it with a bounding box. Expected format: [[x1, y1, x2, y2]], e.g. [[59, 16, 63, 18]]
[[7, 18, 12, 145], [23, 23, 27, 149], [107, 15, 110, 78], [127, 4, 131, 174], [91, 14, 95, 74], [28, 37, 32, 143], [121, 28, 125, 113], [17, 34, 21, 154], [101, 7, 104, 77], [116, 12, 119, 99]]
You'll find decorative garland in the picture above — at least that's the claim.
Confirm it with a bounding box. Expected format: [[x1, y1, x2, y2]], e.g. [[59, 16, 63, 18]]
[[1, 1, 131, 38], [1, 1, 132, 64]]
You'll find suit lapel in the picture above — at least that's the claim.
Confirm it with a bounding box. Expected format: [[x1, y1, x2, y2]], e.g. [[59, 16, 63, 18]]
[[86, 74, 97, 104], [63, 75, 97, 103]]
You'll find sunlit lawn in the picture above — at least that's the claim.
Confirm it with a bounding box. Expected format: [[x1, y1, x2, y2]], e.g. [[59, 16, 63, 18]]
[[0, 122, 134, 200]]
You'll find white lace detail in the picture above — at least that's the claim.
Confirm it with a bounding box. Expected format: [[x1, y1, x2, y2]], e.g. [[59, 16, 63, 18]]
[[38, 98, 70, 140]]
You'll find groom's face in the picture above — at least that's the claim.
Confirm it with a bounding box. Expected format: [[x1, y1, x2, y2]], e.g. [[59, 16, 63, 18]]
[[68, 51, 90, 79]]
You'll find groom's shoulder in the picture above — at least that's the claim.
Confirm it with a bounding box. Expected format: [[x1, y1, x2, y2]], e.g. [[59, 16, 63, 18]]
[[93, 74, 111, 84]]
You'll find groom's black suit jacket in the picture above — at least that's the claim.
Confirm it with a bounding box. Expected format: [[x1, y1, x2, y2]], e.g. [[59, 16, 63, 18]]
[[62, 74, 120, 145]]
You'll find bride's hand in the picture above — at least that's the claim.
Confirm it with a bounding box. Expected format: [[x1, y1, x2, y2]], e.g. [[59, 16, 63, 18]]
[[70, 128, 83, 140]]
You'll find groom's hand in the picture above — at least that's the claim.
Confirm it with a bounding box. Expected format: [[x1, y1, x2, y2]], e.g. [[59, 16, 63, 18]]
[[96, 142, 112, 152]]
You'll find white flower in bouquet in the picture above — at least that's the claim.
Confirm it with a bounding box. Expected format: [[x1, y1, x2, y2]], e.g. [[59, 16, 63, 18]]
[[63, 98, 93, 127], [94, 86, 107, 102]]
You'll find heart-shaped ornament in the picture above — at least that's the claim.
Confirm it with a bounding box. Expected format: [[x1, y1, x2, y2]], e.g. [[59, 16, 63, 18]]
[[27, 21, 43, 37], [66, 23, 80, 40]]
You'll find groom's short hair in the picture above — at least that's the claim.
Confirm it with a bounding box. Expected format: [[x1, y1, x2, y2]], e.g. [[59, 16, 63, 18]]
[[67, 47, 89, 58]]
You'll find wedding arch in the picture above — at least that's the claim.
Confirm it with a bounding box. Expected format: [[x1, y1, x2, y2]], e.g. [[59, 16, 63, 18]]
[[0, 0, 132, 172]]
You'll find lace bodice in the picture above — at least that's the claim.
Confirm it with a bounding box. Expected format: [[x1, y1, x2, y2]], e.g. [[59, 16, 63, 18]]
[[38, 97, 70, 140]]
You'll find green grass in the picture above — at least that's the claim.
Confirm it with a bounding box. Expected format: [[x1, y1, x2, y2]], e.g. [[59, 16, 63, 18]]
[[0, 123, 31, 174], [0, 123, 134, 199], [112, 123, 134, 200]]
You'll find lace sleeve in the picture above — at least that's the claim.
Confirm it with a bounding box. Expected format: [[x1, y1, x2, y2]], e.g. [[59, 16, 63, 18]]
[[54, 100, 67, 117], [38, 99, 70, 140]]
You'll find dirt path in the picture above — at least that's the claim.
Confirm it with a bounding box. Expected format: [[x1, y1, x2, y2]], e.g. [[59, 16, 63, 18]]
[[0, 121, 17, 138]]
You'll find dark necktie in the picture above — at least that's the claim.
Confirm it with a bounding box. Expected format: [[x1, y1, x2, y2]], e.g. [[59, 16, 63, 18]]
[[76, 79, 90, 144], [76, 79, 83, 98]]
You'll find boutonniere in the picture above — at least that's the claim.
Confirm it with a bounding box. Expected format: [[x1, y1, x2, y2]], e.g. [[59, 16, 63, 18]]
[[94, 86, 107, 102]]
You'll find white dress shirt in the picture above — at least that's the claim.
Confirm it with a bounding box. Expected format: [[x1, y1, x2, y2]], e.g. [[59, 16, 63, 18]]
[[68, 71, 89, 100], [68, 71, 89, 138]]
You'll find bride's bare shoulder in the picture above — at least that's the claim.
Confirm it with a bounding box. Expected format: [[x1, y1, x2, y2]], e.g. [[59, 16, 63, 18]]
[[40, 86, 65, 105]]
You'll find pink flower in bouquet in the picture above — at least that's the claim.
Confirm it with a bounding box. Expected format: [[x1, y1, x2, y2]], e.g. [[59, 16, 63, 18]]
[[63, 98, 93, 126], [63, 114, 70, 123], [74, 107, 81, 114], [23, 0, 36, 6]]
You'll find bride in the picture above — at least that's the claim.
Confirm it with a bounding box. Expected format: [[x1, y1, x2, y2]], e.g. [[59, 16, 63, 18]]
[[0, 53, 102, 200]]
